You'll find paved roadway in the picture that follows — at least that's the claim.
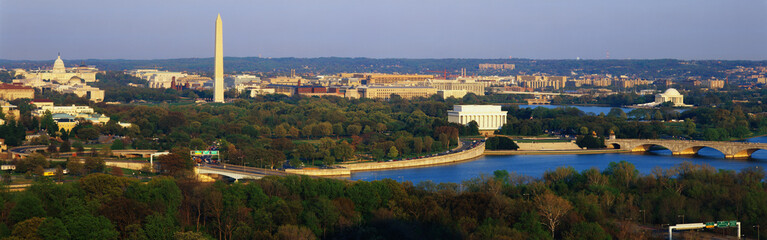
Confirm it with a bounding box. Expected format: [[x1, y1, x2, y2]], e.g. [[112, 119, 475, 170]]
[[197, 163, 288, 179], [9, 145, 47, 157]]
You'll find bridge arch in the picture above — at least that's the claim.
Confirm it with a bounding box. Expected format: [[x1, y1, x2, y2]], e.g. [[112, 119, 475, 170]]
[[674, 146, 727, 156], [629, 144, 672, 153], [729, 148, 767, 159]]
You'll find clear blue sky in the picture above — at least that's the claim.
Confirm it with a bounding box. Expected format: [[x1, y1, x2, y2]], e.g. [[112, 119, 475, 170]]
[[1, 0, 766, 60]]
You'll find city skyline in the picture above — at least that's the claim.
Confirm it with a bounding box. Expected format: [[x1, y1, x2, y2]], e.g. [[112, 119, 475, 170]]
[[1, 0, 766, 61]]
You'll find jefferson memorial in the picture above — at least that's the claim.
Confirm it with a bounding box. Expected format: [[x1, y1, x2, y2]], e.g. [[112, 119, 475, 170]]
[[637, 88, 692, 107]]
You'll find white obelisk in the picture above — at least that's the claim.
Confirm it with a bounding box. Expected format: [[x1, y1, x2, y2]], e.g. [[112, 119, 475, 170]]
[[213, 14, 225, 103]]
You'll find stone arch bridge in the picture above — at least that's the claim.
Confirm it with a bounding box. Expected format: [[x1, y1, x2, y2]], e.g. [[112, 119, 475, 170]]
[[606, 139, 767, 158]]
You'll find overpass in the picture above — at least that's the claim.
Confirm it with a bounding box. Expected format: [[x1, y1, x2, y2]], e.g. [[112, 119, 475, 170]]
[[9, 145, 47, 158], [606, 139, 767, 158], [195, 164, 287, 181]]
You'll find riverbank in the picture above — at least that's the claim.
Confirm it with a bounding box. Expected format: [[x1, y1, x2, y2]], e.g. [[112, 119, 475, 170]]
[[484, 149, 629, 155], [287, 142, 636, 177], [286, 141, 486, 176]]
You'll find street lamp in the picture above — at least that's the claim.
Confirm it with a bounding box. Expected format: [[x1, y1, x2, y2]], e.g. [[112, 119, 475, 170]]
[[754, 225, 760, 240], [677, 215, 685, 224]]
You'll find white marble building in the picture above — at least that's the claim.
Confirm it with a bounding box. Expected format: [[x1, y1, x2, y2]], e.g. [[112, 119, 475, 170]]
[[447, 105, 507, 130]]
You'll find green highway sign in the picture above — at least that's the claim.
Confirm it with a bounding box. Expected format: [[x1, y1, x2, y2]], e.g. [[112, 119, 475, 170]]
[[717, 221, 729, 227], [191, 151, 220, 155]]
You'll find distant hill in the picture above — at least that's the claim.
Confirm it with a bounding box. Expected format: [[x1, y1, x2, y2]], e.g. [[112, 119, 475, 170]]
[[1, 57, 765, 79]]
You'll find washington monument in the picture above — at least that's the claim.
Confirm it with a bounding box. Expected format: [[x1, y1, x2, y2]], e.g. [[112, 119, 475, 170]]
[[213, 14, 224, 103]]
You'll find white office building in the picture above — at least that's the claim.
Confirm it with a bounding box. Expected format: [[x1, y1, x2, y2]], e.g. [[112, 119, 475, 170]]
[[447, 105, 507, 130]]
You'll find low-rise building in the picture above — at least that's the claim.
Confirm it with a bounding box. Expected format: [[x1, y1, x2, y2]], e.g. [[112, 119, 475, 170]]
[[33, 105, 94, 116], [0, 84, 34, 101], [438, 90, 468, 99], [428, 80, 487, 96], [358, 86, 437, 100], [0, 100, 20, 120], [706, 79, 725, 89], [342, 73, 434, 85]]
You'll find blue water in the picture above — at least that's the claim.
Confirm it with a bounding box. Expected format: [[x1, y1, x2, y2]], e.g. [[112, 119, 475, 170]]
[[517, 105, 633, 115], [347, 138, 767, 183]]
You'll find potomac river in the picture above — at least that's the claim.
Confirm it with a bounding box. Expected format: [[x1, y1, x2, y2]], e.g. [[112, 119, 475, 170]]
[[347, 104, 766, 183], [347, 146, 767, 183]]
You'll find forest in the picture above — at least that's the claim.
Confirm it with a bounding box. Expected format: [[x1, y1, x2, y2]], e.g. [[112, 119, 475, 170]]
[[0, 160, 763, 239]]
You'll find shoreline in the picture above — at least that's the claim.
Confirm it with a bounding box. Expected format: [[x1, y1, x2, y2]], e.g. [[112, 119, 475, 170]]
[[484, 149, 629, 155], [286, 145, 633, 177]]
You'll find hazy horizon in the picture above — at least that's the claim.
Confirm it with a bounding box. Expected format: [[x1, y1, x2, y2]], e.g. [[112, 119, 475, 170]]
[[2, 56, 767, 62], [2, 0, 766, 61]]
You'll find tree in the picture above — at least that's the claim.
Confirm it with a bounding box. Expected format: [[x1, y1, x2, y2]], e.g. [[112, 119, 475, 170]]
[[536, 192, 573, 239], [563, 222, 610, 240], [323, 156, 336, 166], [276, 225, 316, 240], [424, 136, 434, 153], [579, 126, 589, 135], [37, 217, 70, 240], [174, 231, 207, 240], [72, 141, 84, 153], [156, 153, 192, 176], [413, 137, 424, 154], [333, 142, 354, 162], [466, 121, 480, 136], [59, 141, 71, 153], [604, 161, 638, 188], [66, 157, 84, 176], [576, 135, 604, 149], [439, 133, 450, 150], [266, 149, 286, 170], [387, 146, 399, 159], [684, 118, 696, 136], [62, 198, 120, 240], [607, 108, 626, 119], [144, 213, 177, 240], [110, 139, 125, 150], [346, 124, 362, 136], [9, 193, 46, 224], [485, 136, 519, 150], [11, 217, 44, 240], [318, 122, 333, 136], [79, 173, 132, 204], [84, 157, 106, 174], [76, 128, 99, 141], [14, 153, 49, 173], [40, 110, 58, 135], [54, 166, 64, 182]]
